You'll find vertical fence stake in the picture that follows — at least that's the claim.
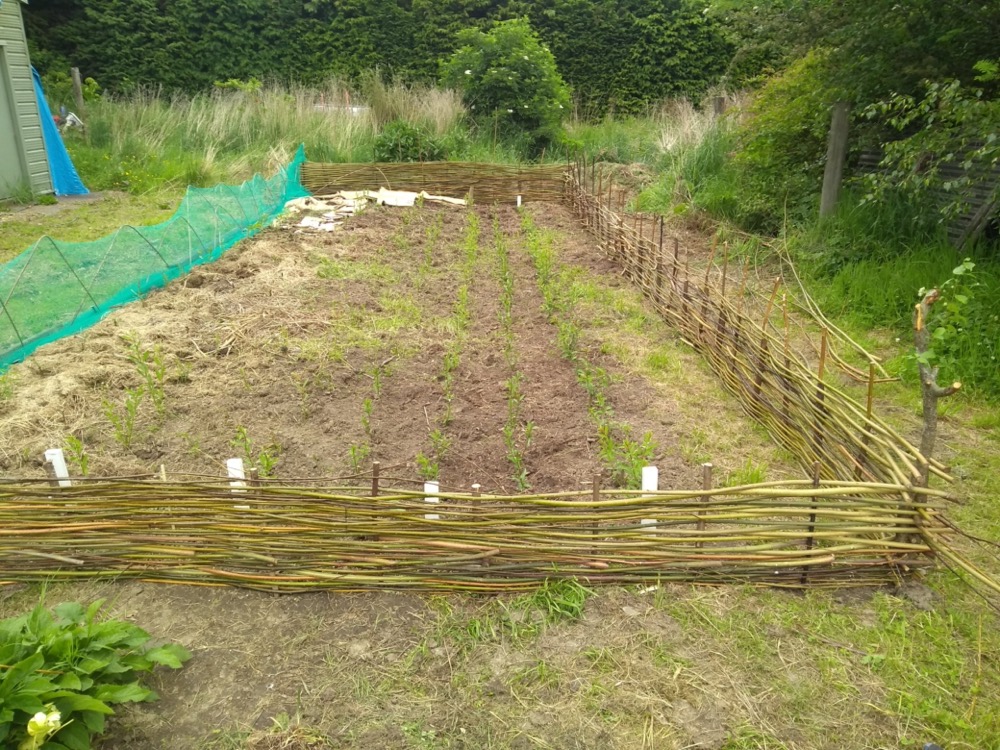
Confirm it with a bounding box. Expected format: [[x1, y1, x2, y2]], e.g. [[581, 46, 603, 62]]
[[801, 461, 822, 585], [591, 472, 601, 556], [472, 483, 482, 497], [720, 242, 729, 299], [424, 480, 440, 520], [815, 329, 829, 462], [655, 221, 665, 307], [855, 363, 876, 480], [697, 463, 712, 548], [371, 461, 381, 498]]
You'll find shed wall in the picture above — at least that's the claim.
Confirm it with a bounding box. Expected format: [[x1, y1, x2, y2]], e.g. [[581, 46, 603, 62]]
[[0, 0, 52, 197]]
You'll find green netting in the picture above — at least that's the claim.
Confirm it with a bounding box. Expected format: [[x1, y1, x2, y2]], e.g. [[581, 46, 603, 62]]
[[0, 147, 309, 371]]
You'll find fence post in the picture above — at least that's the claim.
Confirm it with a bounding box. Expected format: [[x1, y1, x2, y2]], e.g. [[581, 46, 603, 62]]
[[371, 460, 381, 498], [820, 101, 851, 218], [696, 463, 712, 548], [71, 67, 86, 113], [800, 461, 822, 585]]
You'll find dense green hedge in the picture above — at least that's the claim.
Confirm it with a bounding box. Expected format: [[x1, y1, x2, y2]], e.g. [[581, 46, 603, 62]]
[[25, 0, 731, 114]]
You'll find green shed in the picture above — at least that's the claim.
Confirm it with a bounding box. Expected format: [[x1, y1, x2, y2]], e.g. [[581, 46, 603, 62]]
[[0, 0, 52, 200]]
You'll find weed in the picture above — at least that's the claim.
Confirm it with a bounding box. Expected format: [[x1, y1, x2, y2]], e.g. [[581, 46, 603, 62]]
[[0, 371, 15, 405], [63, 435, 90, 477], [724, 458, 768, 486], [523, 578, 593, 623], [511, 659, 560, 688]]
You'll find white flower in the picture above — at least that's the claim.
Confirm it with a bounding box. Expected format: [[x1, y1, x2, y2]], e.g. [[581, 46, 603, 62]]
[[506, 109, 513, 113], [523, 55, 529, 60], [465, 69, 472, 75], [523, 104, 528, 108], [558, 104, 564, 109]]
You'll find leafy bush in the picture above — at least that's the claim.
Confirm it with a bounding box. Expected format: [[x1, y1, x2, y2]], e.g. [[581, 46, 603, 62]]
[[373, 120, 445, 162], [441, 18, 571, 150], [729, 50, 839, 232], [862, 74, 1000, 226], [0, 600, 190, 750], [41, 72, 101, 112]]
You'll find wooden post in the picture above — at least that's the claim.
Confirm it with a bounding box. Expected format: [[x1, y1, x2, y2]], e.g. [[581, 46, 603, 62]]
[[71, 67, 86, 113], [800, 461, 822, 585], [820, 101, 851, 218], [591, 472, 601, 555], [655, 217, 665, 306], [472, 483, 482, 497], [371, 460, 381, 497], [855, 363, 876, 480], [696, 463, 712, 548], [712, 96, 726, 117], [814, 329, 829, 461]]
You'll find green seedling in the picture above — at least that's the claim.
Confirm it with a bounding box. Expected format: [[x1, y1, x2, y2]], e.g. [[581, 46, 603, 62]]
[[63, 435, 90, 476], [103, 387, 144, 449]]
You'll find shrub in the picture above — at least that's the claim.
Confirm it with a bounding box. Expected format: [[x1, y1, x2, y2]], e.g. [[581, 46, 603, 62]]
[[373, 120, 445, 162], [730, 50, 839, 232], [0, 599, 190, 750], [441, 18, 571, 150]]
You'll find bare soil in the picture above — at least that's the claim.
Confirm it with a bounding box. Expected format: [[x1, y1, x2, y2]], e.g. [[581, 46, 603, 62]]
[[0, 201, 707, 491]]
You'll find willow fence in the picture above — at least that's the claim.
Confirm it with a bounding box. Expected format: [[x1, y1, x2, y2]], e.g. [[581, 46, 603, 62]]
[[2, 160, 996, 595], [300, 162, 566, 203], [0, 477, 949, 593]]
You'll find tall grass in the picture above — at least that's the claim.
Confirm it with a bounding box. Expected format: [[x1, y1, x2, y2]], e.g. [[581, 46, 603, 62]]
[[566, 96, 733, 168], [66, 78, 476, 191]]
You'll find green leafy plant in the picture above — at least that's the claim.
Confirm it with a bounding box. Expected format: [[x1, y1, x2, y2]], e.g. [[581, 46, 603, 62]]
[[914, 258, 977, 380], [348, 442, 371, 474], [102, 387, 143, 450], [63, 436, 90, 477], [0, 599, 190, 750], [0, 373, 15, 406], [373, 120, 444, 162], [122, 334, 167, 418], [441, 18, 571, 150], [231, 426, 282, 478], [863, 76, 1000, 226]]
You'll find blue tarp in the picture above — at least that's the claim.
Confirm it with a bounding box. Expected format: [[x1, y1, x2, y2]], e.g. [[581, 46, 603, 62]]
[[31, 67, 88, 197]]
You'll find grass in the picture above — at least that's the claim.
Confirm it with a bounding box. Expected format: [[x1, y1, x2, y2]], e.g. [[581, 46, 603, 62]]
[[0, 190, 181, 264]]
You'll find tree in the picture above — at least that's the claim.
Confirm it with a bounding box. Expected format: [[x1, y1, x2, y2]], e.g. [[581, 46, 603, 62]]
[[440, 18, 570, 148]]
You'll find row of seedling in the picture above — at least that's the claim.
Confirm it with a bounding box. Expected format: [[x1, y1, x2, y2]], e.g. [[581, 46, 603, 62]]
[[520, 212, 655, 489], [494, 214, 534, 490], [348, 358, 394, 474], [416, 212, 480, 480]]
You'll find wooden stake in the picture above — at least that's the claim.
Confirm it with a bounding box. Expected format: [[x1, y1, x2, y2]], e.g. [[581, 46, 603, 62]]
[[371, 461, 381, 498], [697, 463, 712, 548], [801, 461, 822, 585]]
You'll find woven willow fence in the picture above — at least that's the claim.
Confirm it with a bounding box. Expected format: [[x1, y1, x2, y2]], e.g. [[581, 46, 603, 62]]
[[300, 162, 566, 202], [568, 158, 946, 490], [0, 159, 995, 595], [0, 479, 949, 592]]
